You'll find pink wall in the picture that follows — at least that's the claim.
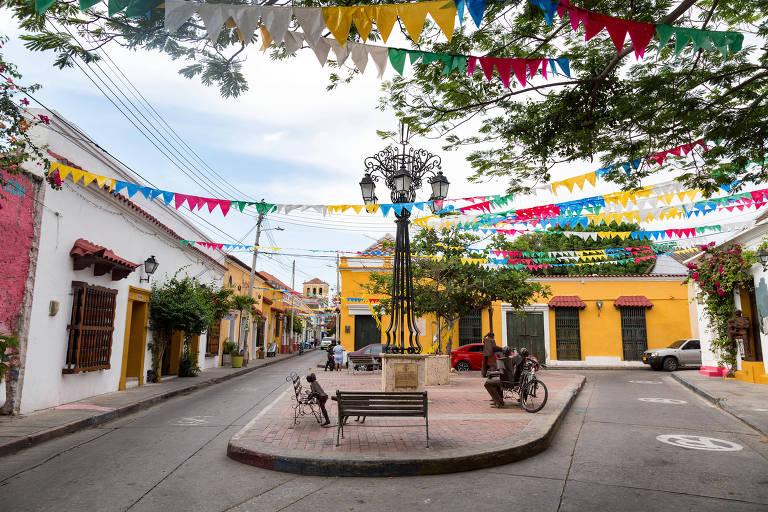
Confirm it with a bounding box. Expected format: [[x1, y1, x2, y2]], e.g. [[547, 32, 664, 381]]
[[0, 172, 36, 334]]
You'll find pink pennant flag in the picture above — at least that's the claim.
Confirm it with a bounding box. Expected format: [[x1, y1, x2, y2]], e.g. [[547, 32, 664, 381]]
[[527, 59, 542, 78], [669, 147, 682, 157], [684, 228, 695, 237], [204, 197, 218, 213], [627, 21, 655, 58], [604, 16, 629, 53], [680, 143, 692, 155], [726, 206, 735, 212], [186, 195, 199, 210], [219, 200, 231, 216], [752, 190, 766, 202], [174, 193, 187, 210], [650, 151, 667, 165], [214, 243, 224, 251], [467, 56, 479, 76]]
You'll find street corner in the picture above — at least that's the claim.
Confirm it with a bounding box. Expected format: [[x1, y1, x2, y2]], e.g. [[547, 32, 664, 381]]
[[226, 370, 585, 477]]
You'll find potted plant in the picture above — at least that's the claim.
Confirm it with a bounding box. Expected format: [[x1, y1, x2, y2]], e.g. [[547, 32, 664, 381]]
[[231, 348, 244, 368], [255, 346, 265, 359], [222, 339, 235, 366]]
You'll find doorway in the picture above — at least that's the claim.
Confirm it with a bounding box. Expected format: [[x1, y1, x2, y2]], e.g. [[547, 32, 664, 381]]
[[119, 287, 150, 390], [739, 285, 764, 362], [506, 311, 546, 362], [354, 315, 381, 350], [620, 307, 648, 360], [555, 308, 582, 360]]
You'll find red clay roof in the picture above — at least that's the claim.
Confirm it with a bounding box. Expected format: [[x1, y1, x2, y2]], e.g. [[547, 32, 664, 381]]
[[48, 150, 226, 273], [614, 296, 654, 308], [549, 296, 587, 308], [70, 238, 139, 281], [362, 235, 395, 255], [303, 277, 326, 285], [258, 270, 294, 293]]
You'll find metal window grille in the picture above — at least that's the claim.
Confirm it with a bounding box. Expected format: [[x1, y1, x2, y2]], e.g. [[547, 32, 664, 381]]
[[620, 307, 648, 361], [206, 324, 220, 356], [555, 308, 581, 360], [459, 309, 482, 346], [64, 282, 117, 373]]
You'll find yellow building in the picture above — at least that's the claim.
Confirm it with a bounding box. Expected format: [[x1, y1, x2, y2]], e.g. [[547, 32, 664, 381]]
[[339, 242, 692, 366], [219, 255, 268, 363]]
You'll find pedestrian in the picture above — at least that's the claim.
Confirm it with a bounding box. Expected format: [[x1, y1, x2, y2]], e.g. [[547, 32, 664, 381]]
[[333, 341, 344, 371], [325, 342, 335, 372], [305, 373, 331, 427]]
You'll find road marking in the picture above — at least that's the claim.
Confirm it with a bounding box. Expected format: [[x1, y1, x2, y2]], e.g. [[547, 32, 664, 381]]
[[629, 380, 661, 384], [638, 397, 687, 404], [656, 434, 743, 452], [170, 416, 212, 426], [231, 389, 289, 441], [754, 408, 768, 412]]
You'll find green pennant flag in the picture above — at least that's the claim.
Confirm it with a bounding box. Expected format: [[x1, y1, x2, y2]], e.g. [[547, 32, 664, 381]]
[[252, 202, 276, 215], [79, 0, 102, 10], [124, 0, 163, 17], [655, 24, 675, 51], [409, 50, 424, 64], [108, 0, 129, 16], [388, 49, 408, 75], [690, 31, 713, 53], [35, 0, 57, 13]]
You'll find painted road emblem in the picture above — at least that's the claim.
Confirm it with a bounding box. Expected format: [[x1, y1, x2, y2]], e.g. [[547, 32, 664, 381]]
[[656, 435, 743, 452], [170, 416, 212, 426], [638, 398, 687, 404], [629, 380, 661, 384]]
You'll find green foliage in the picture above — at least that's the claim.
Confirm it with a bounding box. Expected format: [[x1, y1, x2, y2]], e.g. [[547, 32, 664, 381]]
[[148, 276, 215, 380], [0, 332, 19, 381], [178, 348, 200, 377], [222, 339, 237, 355], [685, 243, 757, 374], [367, 227, 549, 353], [489, 223, 656, 275], [292, 315, 304, 334], [0, 35, 52, 194]]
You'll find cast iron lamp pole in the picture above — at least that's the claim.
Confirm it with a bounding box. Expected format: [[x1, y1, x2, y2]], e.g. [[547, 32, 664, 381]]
[[359, 124, 449, 354]]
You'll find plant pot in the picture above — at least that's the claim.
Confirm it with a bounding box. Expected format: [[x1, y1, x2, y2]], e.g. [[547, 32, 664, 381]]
[[222, 354, 232, 366], [231, 355, 244, 368], [256, 349, 264, 359]]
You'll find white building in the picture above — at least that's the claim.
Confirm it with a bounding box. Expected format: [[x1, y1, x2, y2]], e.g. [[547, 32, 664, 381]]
[[687, 218, 768, 385], [0, 110, 227, 414]]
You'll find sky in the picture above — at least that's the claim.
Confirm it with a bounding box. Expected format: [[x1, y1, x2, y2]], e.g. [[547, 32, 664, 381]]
[[3, 9, 761, 293]]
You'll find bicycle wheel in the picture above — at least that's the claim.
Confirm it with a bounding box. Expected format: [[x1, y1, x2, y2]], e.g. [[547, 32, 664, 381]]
[[521, 379, 548, 413]]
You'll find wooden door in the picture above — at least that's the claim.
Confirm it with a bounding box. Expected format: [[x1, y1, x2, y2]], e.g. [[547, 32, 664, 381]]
[[506, 311, 546, 362], [354, 315, 381, 351], [620, 307, 647, 360]]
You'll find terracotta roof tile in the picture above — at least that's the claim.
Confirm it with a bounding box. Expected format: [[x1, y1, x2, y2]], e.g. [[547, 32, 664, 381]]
[[70, 238, 139, 281], [362, 235, 395, 255], [548, 296, 587, 308], [303, 277, 326, 285], [614, 295, 654, 308]]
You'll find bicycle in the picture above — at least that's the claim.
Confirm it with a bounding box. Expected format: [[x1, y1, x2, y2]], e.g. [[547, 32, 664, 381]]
[[503, 357, 548, 413]]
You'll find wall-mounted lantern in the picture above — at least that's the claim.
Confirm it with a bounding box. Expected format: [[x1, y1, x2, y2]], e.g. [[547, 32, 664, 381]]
[[140, 255, 159, 283]]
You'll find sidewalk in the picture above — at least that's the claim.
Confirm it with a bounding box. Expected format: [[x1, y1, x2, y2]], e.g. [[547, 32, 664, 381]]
[[0, 351, 304, 457], [671, 370, 768, 436]]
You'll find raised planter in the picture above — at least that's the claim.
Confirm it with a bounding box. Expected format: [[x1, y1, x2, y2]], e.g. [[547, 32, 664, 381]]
[[231, 355, 244, 368], [425, 354, 451, 385], [222, 354, 232, 366]]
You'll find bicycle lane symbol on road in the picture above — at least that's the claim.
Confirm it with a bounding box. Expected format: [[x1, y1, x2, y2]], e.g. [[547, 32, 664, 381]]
[[657, 435, 743, 451], [638, 397, 687, 404]]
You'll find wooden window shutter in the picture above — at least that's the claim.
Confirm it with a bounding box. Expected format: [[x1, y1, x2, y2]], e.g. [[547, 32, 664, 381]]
[[64, 281, 118, 373]]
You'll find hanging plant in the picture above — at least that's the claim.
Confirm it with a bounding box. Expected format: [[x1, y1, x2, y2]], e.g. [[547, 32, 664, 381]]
[[685, 243, 756, 376]]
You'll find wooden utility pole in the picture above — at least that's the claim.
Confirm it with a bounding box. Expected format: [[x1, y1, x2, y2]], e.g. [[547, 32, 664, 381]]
[[335, 253, 340, 343], [290, 259, 296, 351]]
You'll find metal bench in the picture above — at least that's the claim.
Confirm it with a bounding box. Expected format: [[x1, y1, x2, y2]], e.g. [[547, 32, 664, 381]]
[[267, 343, 278, 357], [347, 354, 381, 374], [335, 390, 429, 447], [287, 372, 321, 425]]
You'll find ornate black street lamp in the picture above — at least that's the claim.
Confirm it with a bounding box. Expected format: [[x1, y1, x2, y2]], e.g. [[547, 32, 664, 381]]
[[359, 124, 449, 353]]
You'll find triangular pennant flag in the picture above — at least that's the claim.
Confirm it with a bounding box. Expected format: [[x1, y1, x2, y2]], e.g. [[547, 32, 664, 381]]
[[82, 172, 97, 187], [465, 0, 487, 28], [389, 48, 408, 75], [398, 1, 430, 42], [604, 16, 629, 53]]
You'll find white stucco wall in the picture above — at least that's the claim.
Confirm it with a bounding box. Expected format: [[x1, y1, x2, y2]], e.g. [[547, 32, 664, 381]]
[[16, 113, 226, 413]]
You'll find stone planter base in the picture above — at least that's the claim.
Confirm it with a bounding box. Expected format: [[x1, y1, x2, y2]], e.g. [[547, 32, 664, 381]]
[[425, 355, 451, 385], [380, 354, 427, 392]]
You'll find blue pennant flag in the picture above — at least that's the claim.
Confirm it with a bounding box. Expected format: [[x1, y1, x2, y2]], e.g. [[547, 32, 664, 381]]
[[380, 204, 393, 217], [113, 181, 129, 195], [555, 58, 570, 77], [161, 191, 174, 206], [124, 183, 140, 198], [528, 0, 558, 25], [139, 186, 152, 199], [150, 189, 164, 201], [466, 0, 488, 28]]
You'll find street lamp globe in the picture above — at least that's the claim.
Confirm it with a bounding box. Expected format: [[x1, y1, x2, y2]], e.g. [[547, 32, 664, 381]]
[[392, 169, 413, 196], [359, 173, 376, 204], [429, 171, 450, 200]]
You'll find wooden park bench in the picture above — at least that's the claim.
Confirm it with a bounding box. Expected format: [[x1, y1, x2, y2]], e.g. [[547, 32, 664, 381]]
[[346, 354, 381, 374], [335, 390, 429, 447], [286, 372, 321, 425]]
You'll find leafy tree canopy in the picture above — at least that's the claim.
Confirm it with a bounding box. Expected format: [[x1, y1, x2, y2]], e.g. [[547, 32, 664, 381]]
[[8, 1, 766, 194]]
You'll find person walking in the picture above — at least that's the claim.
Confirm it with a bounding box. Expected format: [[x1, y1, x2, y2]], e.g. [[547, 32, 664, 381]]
[[332, 342, 345, 371]]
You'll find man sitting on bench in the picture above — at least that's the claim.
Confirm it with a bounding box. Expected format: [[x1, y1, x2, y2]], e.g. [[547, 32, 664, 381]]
[[484, 346, 517, 408]]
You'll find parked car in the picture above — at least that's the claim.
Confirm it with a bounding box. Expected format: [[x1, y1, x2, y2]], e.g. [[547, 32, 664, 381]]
[[642, 339, 701, 371], [451, 343, 504, 371], [345, 343, 384, 370], [320, 337, 335, 350]]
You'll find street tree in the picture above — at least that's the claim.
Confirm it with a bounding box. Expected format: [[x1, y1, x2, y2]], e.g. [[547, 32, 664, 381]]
[[7, 1, 766, 192], [367, 227, 548, 353]]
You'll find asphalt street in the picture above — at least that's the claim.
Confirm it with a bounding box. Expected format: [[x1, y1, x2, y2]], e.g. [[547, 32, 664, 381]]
[[1, 351, 766, 511]]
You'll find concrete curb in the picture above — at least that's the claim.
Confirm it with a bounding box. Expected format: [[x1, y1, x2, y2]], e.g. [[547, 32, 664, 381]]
[[670, 372, 767, 436], [226, 375, 586, 477], [0, 352, 303, 457]]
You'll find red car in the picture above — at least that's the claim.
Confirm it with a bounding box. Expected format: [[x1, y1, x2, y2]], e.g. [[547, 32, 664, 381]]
[[451, 343, 504, 371]]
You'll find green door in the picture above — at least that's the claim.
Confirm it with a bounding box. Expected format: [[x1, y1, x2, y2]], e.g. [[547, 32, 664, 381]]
[[354, 315, 381, 351], [506, 311, 546, 362]]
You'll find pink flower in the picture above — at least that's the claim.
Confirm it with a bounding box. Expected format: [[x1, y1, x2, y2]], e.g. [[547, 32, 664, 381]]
[[692, 273, 699, 280], [714, 281, 720, 287], [20, 98, 29, 106], [38, 114, 50, 125], [718, 289, 725, 296]]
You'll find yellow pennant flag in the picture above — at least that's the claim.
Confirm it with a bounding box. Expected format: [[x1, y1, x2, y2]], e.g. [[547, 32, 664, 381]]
[[82, 172, 97, 187], [70, 168, 84, 185], [351, 205, 363, 214], [372, 5, 398, 42], [54, 163, 73, 181], [260, 24, 273, 51], [95, 174, 110, 189], [365, 204, 380, 214]]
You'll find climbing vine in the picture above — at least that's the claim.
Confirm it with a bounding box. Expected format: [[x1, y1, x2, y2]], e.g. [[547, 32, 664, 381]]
[[685, 243, 756, 375]]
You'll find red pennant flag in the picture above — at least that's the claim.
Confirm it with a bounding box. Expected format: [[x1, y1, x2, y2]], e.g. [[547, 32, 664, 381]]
[[467, 56, 478, 76], [604, 16, 629, 53], [627, 21, 655, 58], [650, 151, 667, 165], [527, 59, 542, 78], [511, 59, 527, 86], [583, 11, 607, 41], [479, 58, 496, 82], [669, 147, 682, 157], [204, 197, 217, 213], [680, 143, 692, 155], [219, 200, 231, 216], [493, 59, 513, 88], [174, 193, 187, 210]]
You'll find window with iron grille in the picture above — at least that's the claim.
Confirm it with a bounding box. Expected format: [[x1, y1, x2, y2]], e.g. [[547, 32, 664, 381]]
[[64, 281, 118, 374], [459, 309, 482, 346], [620, 307, 648, 361], [206, 324, 220, 356], [555, 308, 581, 360]]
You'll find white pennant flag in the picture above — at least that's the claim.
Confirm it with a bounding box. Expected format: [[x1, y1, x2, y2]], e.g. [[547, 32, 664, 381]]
[[349, 42, 369, 73], [164, 0, 200, 33], [230, 5, 262, 42], [197, 4, 228, 43], [293, 7, 325, 47], [261, 6, 293, 45]]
